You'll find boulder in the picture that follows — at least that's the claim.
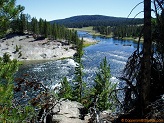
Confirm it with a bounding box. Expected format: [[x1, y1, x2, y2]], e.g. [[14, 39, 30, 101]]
[[52, 99, 87, 123]]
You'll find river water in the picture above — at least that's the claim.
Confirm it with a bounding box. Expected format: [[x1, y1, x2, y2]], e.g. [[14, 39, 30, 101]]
[[15, 31, 142, 89]]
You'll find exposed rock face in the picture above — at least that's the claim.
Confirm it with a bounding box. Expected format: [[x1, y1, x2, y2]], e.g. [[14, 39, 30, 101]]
[[0, 34, 76, 61], [52, 99, 88, 123], [51, 99, 116, 123]]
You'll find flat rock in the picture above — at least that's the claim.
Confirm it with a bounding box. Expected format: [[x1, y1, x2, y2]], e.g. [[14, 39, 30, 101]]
[[52, 99, 87, 123], [0, 34, 76, 61]]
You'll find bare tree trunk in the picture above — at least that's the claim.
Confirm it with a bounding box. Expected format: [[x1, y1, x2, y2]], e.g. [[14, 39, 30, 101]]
[[140, 0, 152, 115]]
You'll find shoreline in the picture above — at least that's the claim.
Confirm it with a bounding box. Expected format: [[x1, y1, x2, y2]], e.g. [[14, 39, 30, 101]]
[[0, 34, 76, 62], [80, 37, 99, 47], [20, 56, 74, 65], [0, 33, 98, 63], [72, 26, 144, 42], [113, 36, 144, 42]]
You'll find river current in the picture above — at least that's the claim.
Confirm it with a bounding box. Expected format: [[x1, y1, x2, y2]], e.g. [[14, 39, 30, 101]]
[[15, 31, 142, 89]]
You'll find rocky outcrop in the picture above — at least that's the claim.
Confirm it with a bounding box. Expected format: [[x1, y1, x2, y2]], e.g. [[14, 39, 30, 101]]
[[52, 99, 88, 123], [0, 34, 76, 61], [51, 99, 117, 123]]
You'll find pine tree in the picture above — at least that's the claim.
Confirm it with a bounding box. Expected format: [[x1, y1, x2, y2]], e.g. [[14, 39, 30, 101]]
[[93, 57, 117, 111], [11, 13, 32, 34], [0, 54, 35, 122], [20, 13, 27, 33], [68, 30, 72, 45], [38, 18, 44, 36], [43, 19, 48, 38], [0, 0, 24, 37], [31, 17, 39, 35], [139, 0, 152, 115], [58, 77, 73, 100], [71, 30, 79, 45], [73, 38, 85, 102], [25, 14, 31, 33]]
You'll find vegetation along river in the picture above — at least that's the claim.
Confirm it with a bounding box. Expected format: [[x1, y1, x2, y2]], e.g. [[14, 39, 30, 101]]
[[15, 31, 143, 90]]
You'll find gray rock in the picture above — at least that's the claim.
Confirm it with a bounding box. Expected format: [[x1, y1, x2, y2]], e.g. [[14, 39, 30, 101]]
[[40, 54, 47, 58], [52, 99, 87, 123]]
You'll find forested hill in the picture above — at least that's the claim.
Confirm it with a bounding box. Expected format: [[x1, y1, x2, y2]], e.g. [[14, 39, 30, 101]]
[[50, 15, 143, 28]]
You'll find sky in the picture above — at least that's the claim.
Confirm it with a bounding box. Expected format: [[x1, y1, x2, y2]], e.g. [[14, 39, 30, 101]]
[[16, 0, 144, 21]]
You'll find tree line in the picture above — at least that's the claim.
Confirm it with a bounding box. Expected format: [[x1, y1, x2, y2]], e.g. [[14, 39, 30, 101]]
[[93, 25, 143, 38], [0, 3, 79, 46], [11, 15, 79, 44], [52, 15, 143, 28]]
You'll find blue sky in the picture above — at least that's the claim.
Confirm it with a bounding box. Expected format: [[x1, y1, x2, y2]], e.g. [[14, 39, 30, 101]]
[[16, 0, 144, 21]]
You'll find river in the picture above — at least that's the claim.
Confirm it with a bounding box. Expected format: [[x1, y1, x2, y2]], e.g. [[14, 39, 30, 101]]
[[15, 31, 142, 90]]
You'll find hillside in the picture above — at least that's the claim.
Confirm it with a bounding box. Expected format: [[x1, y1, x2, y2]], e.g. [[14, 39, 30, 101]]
[[50, 15, 143, 28]]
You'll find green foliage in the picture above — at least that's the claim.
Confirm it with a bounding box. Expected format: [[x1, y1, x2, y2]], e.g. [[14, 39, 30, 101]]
[[51, 15, 143, 28], [0, 105, 35, 123], [93, 57, 117, 111], [93, 25, 143, 38], [38, 18, 44, 35], [0, 54, 36, 122], [31, 17, 39, 35], [15, 45, 19, 52], [72, 38, 85, 102], [122, 2, 164, 117], [0, 0, 24, 37], [74, 37, 83, 63], [58, 56, 117, 111], [16, 16, 79, 44], [11, 13, 28, 34], [57, 42, 117, 111], [73, 64, 84, 102], [58, 77, 73, 100], [0, 4, 79, 44], [58, 38, 86, 103], [2, 53, 11, 63]]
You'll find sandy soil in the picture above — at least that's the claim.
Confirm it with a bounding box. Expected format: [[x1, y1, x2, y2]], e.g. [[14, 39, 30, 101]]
[[0, 34, 76, 61]]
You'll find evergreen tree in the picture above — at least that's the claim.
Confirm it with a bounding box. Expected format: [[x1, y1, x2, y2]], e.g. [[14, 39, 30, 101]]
[[25, 14, 31, 33], [11, 13, 30, 34], [139, 0, 152, 114], [57, 24, 62, 39], [0, 0, 24, 37], [38, 18, 44, 35], [68, 30, 72, 45], [43, 19, 48, 38], [19, 13, 27, 33], [0, 54, 35, 122], [47, 22, 52, 38], [93, 57, 117, 111], [122, 0, 164, 118], [58, 77, 73, 100], [51, 23, 58, 40], [73, 38, 85, 102], [71, 30, 79, 45], [31, 17, 39, 35]]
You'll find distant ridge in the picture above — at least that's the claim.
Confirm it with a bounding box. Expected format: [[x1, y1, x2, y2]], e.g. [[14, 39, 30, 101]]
[[50, 15, 143, 28]]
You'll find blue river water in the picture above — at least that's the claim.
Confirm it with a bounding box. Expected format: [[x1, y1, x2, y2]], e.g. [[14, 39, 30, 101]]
[[15, 31, 142, 89], [80, 31, 142, 85]]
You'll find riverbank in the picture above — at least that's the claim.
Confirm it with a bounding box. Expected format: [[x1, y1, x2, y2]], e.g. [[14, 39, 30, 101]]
[[71, 26, 144, 42], [70, 26, 102, 36], [114, 36, 144, 42], [81, 37, 98, 47], [0, 34, 76, 61]]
